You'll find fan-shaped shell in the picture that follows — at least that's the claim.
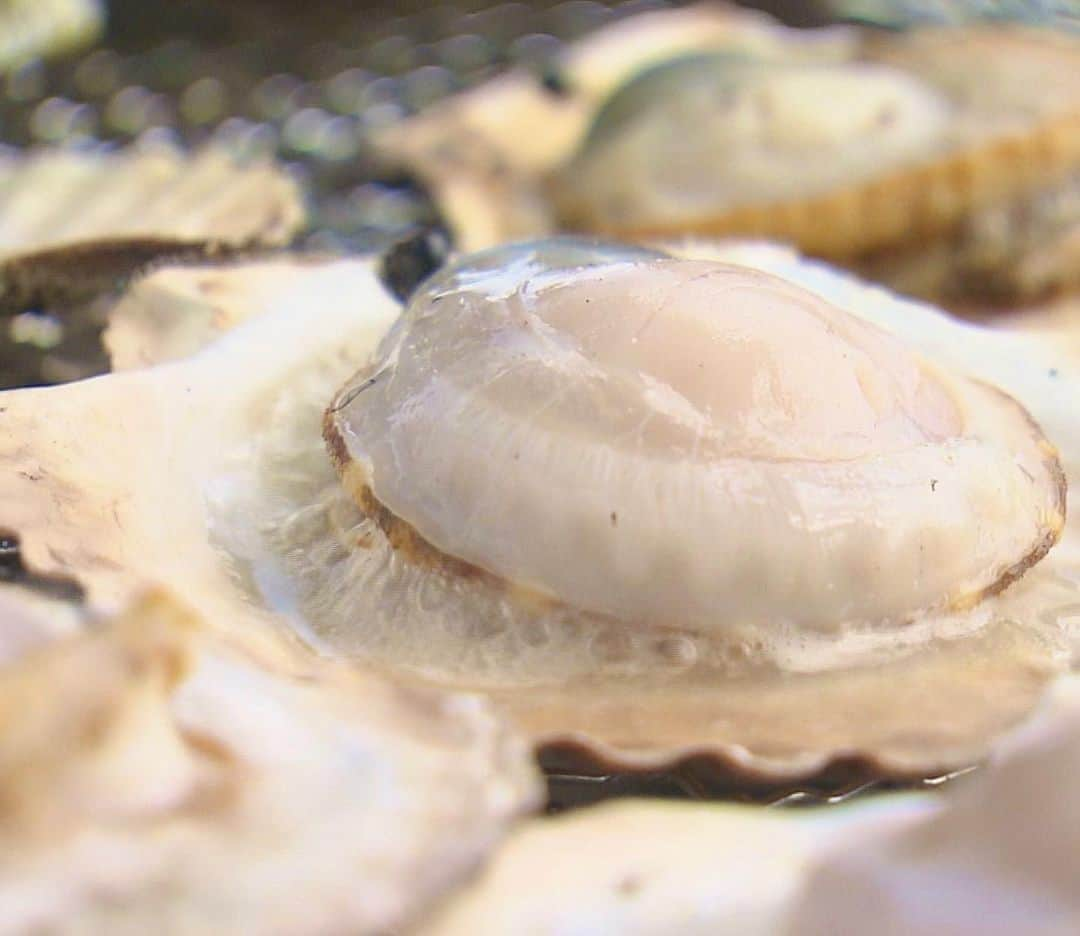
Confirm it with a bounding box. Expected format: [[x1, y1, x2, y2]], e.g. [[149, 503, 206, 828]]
[[0, 147, 305, 313], [558, 28, 1080, 266], [9, 238, 1073, 791]]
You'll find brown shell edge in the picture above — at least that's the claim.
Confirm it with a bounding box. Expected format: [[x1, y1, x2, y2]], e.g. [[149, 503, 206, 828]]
[[0, 237, 298, 315], [949, 378, 1067, 612]]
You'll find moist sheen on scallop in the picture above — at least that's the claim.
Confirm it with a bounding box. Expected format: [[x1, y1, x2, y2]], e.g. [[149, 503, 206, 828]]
[[327, 243, 1063, 639]]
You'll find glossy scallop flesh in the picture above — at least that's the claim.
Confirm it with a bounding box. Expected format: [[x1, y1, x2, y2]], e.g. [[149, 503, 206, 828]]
[[326, 241, 1063, 650]]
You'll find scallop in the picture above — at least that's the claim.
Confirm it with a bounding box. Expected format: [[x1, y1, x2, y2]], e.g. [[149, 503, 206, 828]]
[[376, 4, 857, 252], [325, 240, 1062, 645], [4, 236, 1080, 792], [555, 54, 954, 241], [557, 29, 1080, 248], [382, 9, 1080, 305], [555, 26, 1080, 306]]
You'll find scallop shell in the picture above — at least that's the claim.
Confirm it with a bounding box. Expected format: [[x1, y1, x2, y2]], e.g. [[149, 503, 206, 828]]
[[376, 4, 857, 252], [562, 28, 1080, 255], [0, 147, 306, 313], [383, 11, 1080, 305], [9, 238, 1078, 793], [791, 676, 1080, 934], [0, 0, 102, 70], [420, 794, 933, 934], [0, 581, 540, 933], [310, 242, 1078, 789]]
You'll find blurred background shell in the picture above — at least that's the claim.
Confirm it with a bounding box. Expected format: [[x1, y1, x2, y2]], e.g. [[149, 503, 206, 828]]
[[2, 0, 1076, 389], [0, 587, 542, 933], [379, 9, 1079, 308]]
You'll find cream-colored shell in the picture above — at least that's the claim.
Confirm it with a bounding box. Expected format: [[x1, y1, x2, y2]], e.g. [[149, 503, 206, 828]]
[[421, 795, 932, 935], [0, 147, 304, 256], [423, 677, 1080, 935], [0, 588, 540, 933], [381, 10, 1080, 304], [0, 0, 102, 70], [0, 147, 305, 313], [104, 257, 335, 371]]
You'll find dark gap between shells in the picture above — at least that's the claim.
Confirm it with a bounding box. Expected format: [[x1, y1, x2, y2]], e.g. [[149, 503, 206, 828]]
[[0, 532, 85, 603]]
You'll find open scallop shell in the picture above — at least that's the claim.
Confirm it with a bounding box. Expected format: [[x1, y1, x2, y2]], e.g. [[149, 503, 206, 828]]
[[383, 10, 1080, 306], [5, 238, 1073, 792], [0, 146, 305, 314], [0, 581, 540, 933], [376, 3, 856, 252], [311, 240, 1077, 789], [561, 28, 1080, 252]]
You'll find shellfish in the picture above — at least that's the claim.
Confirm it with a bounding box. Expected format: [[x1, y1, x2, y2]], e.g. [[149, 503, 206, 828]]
[[376, 4, 857, 252], [0, 146, 306, 387], [383, 8, 1080, 305], [7, 234, 1077, 792]]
